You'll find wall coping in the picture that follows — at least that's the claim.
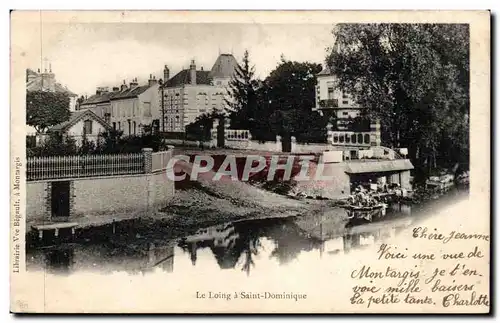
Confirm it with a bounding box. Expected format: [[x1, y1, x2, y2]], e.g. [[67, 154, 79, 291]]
[[27, 172, 150, 184]]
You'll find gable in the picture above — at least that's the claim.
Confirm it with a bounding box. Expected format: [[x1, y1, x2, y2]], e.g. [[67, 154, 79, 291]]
[[49, 109, 112, 133]]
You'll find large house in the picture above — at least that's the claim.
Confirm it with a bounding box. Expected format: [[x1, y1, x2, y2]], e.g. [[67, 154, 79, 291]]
[[159, 53, 238, 133], [314, 65, 381, 148], [79, 76, 160, 136], [26, 67, 78, 111]]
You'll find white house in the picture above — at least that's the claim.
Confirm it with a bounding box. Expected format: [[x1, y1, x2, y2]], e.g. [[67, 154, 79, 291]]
[[48, 109, 112, 145], [80, 77, 161, 136]]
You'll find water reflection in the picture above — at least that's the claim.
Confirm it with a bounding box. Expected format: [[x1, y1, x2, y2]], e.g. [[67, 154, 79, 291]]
[[27, 188, 467, 276], [28, 209, 413, 276]]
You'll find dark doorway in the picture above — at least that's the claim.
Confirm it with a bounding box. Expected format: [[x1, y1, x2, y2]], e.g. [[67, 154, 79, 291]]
[[51, 181, 70, 220], [216, 118, 225, 148], [281, 134, 292, 153]]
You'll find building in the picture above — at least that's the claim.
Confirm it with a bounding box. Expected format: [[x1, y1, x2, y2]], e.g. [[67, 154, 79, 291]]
[[79, 76, 160, 136], [159, 53, 238, 133], [26, 67, 78, 111], [48, 109, 112, 145], [313, 65, 362, 120], [314, 65, 381, 148]]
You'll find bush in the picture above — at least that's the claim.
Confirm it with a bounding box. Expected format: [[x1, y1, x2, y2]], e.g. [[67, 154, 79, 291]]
[[27, 125, 168, 157], [27, 133, 78, 157]]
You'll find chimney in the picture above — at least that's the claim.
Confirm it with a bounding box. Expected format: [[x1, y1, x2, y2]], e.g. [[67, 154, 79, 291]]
[[148, 74, 157, 87], [96, 86, 109, 95], [190, 59, 196, 85], [129, 77, 138, 89], [41, 67, 56, 92], [26, 69, 38, 83], [163, 65, 170, 82], [121, 80, 128, 92]]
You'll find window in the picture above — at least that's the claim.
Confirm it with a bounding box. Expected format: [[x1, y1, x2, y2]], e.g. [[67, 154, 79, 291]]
[[364, 134, 370, 144], [351, 134, 357, 143], [342, 93, 348, 99], [357, 134, 363, 143], [83, 120, 93, 135], [333, 135, 339, 143], [327, 87, 334, 100], [342, 100, 349, 105], [143, 102, 151, 117], [346, 135, 351, 143], [339, 135, 345, 143], [128, 120, 131, 135], [112, 122, 116, 130], [342, 112, 348, 116], [133, 121, 136, 135]]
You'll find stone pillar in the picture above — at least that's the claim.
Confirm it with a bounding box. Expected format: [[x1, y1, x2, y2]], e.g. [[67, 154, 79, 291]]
[[276, 135, 282, 152], [326, 123, 334, 145], [370, 119, 381, 146], [142, 148, 153, 173], [69, 181, 75, 220], [291, 136, 297, 153], [44, 182, 52, 222]]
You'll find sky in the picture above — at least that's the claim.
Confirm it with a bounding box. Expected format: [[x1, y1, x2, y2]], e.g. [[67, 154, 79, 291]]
[[17, 21, 335, 96]]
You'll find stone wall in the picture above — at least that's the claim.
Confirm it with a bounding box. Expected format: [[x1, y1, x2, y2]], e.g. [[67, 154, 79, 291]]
[[26, 182, 47, 223], [72, 174, 150, 217], [293, 162, 351, 200]]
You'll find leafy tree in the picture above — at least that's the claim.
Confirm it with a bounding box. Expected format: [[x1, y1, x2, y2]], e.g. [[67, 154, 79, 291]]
[[26, 91, 71, 133], [185, 110, 224, 142], [327, 23, 469, 173], [265, 58, 322, 113], [264, 59, 323, 141], [225, 50, 260, 130]]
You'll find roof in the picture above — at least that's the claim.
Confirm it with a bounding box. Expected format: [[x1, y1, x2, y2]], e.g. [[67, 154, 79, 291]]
[[110, 85, 151, 100], [81, 92, 112, 105], [49, 109, 112, 132], [317, 65, 332, 76], [26, 70, 77, 97], [163, 70, 212, 88], [209, 54, 238, 79], [81, 85, 153, 105], [345, 159, 414, 174]]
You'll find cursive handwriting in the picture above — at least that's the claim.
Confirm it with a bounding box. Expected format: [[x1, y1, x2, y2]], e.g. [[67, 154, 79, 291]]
[[412, 227, 489, 244]]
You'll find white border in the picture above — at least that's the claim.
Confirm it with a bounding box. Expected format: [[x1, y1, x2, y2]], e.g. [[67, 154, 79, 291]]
[[3, 1, 498, 322]]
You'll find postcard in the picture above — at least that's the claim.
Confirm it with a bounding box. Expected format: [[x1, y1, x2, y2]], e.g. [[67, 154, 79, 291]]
[[10, 10, 490, 313]]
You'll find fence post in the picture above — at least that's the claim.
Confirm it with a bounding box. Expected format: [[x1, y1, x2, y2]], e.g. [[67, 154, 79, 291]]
[[142, 148, 153, 173], [291, 136, 297, 153]]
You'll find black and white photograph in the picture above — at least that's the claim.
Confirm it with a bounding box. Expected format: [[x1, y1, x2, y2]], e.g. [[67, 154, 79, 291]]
[[9, 10, 490, 314]]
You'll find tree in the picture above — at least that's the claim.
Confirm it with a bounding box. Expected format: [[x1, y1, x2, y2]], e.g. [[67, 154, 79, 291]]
[[327, 24, 469, 173], [185, 110, 223, 142], [225, 50, 260, 130], [26, 91, 71, 133], [264, 58, 323, 141]]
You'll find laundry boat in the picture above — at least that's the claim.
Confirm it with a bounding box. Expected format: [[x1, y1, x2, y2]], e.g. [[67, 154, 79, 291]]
[[343, 203, 388, 222]]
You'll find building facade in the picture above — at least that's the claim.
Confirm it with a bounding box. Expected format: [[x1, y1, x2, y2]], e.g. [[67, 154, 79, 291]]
[[314, 65, 381, 148], [79, 77, 160, 136], [159, 54, 238, 133], [48, 109, 112, 145], [26, 67, 78, 112]]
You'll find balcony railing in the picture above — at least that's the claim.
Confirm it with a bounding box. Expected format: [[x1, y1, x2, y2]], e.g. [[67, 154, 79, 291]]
[[318, 99, 339, 108]]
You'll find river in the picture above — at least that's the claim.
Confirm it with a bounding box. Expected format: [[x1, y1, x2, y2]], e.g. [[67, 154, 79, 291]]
[[25, 187, 468, 276]]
